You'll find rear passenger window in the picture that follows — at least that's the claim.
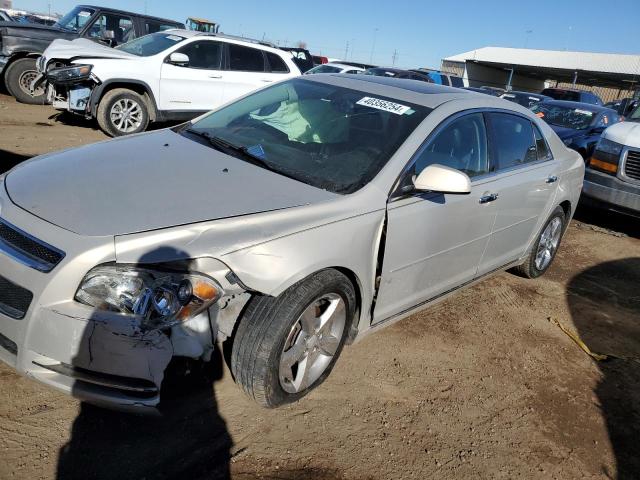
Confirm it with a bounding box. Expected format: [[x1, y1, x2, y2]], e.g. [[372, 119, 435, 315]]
[[533, 125, 552, 161], [177, 41, 222, 69], [488, 113, 537, 170], [265, 52, 289, 73], [413, 113, 489, 178], [229, 44, 265, 72]]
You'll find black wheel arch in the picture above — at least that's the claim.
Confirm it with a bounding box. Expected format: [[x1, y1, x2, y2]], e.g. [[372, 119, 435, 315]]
[[91, 79, 158, 122]]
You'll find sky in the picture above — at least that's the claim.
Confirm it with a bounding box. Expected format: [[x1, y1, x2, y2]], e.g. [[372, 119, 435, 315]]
[[11, 0, 640, 68]]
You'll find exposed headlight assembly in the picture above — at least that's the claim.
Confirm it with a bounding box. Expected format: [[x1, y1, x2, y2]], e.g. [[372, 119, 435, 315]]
[[46, 64, 93, 84], [75, 265, 223, 330]]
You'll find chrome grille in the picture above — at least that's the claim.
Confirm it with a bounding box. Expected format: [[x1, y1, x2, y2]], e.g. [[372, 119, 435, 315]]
[[624, 150, 640, 181], [0, 275, 33, 320], [0, 218, 64, 272]]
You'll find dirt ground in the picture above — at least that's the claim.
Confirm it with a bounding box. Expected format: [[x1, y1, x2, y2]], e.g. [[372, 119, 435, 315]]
[[0, 92, 639, 480]]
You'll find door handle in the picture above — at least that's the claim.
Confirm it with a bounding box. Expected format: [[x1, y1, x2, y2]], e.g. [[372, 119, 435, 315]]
[[479, 193, 499, 204], [208, 75, 223, 79], [545, 176, 558, 184]]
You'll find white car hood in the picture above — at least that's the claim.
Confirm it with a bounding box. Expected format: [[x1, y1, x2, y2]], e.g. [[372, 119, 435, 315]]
[[602, 121, 640, 149], [40, 38, 137, 69]]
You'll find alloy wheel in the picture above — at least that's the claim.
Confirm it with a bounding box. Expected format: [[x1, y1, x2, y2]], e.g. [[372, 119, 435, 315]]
[[279, 293, 346, 394], [535, 217, 562, 271], [110, 98, 143, 133]]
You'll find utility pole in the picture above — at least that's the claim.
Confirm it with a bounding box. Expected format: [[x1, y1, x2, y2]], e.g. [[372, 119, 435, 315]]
[[392, 49, 398, 66], [369, 28, 379, 64], [524, 29, 532, 48], [344, 41, 349, 60]]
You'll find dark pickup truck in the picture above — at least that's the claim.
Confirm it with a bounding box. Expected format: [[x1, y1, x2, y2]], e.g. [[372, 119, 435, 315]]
[[0, 4, 183, 104]]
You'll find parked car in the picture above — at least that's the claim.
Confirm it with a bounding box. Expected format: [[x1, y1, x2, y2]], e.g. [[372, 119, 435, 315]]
[[0, 8, 59, 25], [0, 4, 183, 104], [37, 30, 301, 136], [480, 86, 506, 96], [279, 47, 314, 72], [541, 87, 603, 106], [604, 97, 638, 117], [363, 67, 433, 82], [531, 100, 621, 159], [581, 105, 640, 216], [464, 86, 498, 96], [312, 55, 328, 65], [410, 68, 464, 87], [305, 62, 364, 74], [500, 91, 551, 108], [0, 76, 583, 412]]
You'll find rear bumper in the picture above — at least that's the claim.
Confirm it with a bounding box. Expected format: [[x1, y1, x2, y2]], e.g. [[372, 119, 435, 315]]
[[581, 168, 640, 214]]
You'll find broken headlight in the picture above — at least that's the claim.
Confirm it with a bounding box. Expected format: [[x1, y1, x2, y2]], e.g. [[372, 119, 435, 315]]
[[75, 265, 223, 330], [46, 64, 93, 84]]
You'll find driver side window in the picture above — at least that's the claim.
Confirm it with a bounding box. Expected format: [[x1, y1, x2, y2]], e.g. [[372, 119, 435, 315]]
[[413, 112, 489, 179]]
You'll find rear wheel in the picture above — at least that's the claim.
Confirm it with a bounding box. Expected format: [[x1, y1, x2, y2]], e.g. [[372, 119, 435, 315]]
[[231, 269, 356, 408], [5, 58, 47, 104], [96, 88, 149, 137], [512, 206, 566, 279]]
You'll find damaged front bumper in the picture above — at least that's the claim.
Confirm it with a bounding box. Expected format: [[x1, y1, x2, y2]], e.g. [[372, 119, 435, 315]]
[[0, 195, 247, 413], [32, 65, 98, 116]]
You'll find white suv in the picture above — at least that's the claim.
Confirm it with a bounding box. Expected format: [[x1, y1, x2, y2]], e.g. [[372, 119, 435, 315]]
[[35, 30, 302, 136]]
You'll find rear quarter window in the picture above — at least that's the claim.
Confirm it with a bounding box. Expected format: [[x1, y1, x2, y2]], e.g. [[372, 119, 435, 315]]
[[265, 52, 289, 73]]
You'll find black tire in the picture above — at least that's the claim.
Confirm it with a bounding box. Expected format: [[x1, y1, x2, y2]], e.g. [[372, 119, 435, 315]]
[[231, 269, 356, 408], [4, 58, 47, 105], [512, 206, 566, 279], [96, 88, 149, 137]]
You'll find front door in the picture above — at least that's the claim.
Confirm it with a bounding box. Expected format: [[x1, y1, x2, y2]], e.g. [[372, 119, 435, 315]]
[[373, 112, 498, 323], [159, 40, 225, 111]]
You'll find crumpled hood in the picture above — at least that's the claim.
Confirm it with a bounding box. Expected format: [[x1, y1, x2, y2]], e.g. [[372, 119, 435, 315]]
[[40, 38, 137, 68], [5, 129, 338, 237], [602, 121, 640, 149]]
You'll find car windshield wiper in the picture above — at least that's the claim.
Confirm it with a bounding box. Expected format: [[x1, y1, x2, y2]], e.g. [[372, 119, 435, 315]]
[[184, 128, 272, 170]]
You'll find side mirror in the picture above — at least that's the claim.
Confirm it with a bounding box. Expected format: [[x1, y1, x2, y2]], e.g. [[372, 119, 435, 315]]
[[414, 164, 471, 194], [168, 52, 190, 66], [102, 30, 115, 40]]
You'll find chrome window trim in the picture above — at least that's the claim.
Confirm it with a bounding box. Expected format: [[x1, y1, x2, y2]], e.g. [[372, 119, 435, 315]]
[[618, 147, 640, 186], [0, 218, 66, 273]]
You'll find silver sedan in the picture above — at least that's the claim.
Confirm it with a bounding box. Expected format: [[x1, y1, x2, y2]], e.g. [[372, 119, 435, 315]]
[[0, 75, 584, 411]]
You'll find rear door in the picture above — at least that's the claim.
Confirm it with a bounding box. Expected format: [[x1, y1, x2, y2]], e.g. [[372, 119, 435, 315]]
[[477, 112, 560, 275], [158, 39, 225, 111], [373, 112, 498, 322], [219, 43, 271, 104]]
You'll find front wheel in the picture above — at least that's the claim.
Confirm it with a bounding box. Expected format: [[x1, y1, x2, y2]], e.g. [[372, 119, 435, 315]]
[[96, 88, 150, 137], [512, 206, 566, 279], [4, 58, 47, 104], [231, 269, 356, 408]]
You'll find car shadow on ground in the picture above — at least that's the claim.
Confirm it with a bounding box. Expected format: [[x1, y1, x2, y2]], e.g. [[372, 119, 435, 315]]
[[567, 258, 640, 479], [573, 203, 640, 239], [56, 248, 233, 480], [52, 110, 183, 134], [0, 149, 31, 174]]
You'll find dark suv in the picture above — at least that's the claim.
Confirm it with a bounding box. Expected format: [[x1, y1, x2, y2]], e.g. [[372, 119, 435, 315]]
[[0, 5, 183, 104], [541, 88, 603, 106]]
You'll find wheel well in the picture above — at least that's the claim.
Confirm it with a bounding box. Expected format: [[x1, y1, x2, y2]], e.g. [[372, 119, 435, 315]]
[[559, 200, 572, 222], [332, 267, 364, 344], [96, 82, 157, 122], [2, 53, 37, 77]]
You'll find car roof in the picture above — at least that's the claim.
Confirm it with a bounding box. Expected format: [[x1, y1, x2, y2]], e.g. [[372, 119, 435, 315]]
[[78, 4, 182, 24], [505, 91, 548, 97], [303, 74, 493, 109], [539, 99, 612, 113]]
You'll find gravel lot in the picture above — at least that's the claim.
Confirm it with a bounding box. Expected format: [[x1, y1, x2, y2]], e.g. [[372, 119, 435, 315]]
[[0, 93, 639, 480]]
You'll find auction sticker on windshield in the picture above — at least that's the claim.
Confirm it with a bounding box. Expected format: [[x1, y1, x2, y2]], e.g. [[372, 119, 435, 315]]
[[357, 97, 412, 115]]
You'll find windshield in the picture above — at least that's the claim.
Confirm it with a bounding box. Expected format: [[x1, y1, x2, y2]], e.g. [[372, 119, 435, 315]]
[[183, 78, 430, 194], [54, 6, 95, 32], [531, 103, 597, 130], [501, 93, 545, 108], [628, 106, 640, 122], [116, 32, 186, 56], [306, 65, 343, 74]]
